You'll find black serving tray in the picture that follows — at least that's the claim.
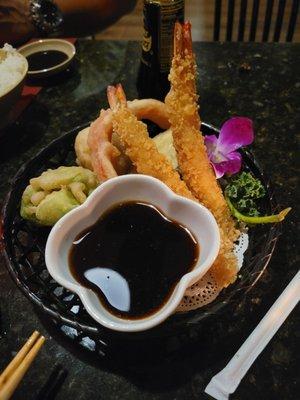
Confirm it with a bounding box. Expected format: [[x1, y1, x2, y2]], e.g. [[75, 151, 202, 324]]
[[1, 122, 281, 359]]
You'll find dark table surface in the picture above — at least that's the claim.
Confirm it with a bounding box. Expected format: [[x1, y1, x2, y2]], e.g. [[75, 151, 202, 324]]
[[0, 40, 299, 400]]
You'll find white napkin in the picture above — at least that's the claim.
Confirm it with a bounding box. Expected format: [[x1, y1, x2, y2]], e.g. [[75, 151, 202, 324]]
[[205, 270, 300, 400]]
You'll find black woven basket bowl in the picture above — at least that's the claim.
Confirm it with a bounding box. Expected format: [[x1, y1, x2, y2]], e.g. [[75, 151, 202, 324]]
[[2, 122, 281, 355]]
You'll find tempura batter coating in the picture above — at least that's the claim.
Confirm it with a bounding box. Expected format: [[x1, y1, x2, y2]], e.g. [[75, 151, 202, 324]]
[[88, 99, 171, 181], [165, 22, 239, 287], [21, 166, 98, 226], [107, 84, 195, 200]]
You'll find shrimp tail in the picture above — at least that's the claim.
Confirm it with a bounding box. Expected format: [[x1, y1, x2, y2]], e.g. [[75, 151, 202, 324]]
[[182, 21, 193, 54], [173, 21, 183, 56], [107, 84, 127, 109]]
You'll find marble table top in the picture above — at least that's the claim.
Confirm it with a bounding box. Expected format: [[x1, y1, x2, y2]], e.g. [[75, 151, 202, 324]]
[[0, 40, 299, 400]]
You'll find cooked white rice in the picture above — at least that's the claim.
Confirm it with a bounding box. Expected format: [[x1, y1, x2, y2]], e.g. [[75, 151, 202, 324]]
[[0, 44, 27, 97]]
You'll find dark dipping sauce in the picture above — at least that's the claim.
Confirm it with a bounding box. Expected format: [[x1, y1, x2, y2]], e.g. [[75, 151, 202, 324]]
[[26, 50, 68, 71], [69, 201, 199, 319]]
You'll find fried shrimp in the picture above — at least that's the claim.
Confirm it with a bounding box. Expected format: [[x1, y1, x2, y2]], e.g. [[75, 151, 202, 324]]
[[127, 99, 170, 129], [107, 84, 195, 200], [165, 22, 239, 287], [88, 109, 122, 182], [87, 99, 171, 181]]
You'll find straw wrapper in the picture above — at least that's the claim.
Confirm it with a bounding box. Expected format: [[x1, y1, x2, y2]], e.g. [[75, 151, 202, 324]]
[[205, 270, 300, 400]]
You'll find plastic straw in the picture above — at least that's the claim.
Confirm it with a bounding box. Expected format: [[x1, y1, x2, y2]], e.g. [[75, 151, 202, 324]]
[[205, 270, 300, 400]]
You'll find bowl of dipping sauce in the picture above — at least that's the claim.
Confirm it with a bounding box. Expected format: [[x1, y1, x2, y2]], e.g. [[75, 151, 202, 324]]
[[45, 175, 220, 332], [18, 39, 75, 78]]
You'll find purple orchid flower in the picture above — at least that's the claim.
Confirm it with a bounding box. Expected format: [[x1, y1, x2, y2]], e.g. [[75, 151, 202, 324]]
[[204, 117, 254, 179]]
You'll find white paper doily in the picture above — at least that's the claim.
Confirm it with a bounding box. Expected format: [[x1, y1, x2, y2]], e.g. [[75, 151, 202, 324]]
[[177, 232, 249, 312]]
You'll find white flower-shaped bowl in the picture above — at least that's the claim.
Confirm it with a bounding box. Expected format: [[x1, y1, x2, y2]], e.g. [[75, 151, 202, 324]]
[[45, 175, 220, 332]]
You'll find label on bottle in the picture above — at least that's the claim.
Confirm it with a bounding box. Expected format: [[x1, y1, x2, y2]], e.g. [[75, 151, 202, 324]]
[[159, 1, 184, 72], [141, 2, 160, 70], [141, 0, 184, 73]]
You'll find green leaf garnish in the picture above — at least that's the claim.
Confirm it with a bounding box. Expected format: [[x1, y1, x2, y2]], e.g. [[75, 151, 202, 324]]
[[225, 172, 291, 224], [226, 195, 291, 224]]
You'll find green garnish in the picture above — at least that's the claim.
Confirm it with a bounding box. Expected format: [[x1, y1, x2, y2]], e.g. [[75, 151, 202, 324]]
[[226, 195, 291, 224], [225, 172, 291, 224], [225, 171, 265, 216]]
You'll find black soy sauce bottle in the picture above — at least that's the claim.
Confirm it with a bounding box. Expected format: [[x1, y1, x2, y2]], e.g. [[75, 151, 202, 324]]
[[137, 0, 184, 101]]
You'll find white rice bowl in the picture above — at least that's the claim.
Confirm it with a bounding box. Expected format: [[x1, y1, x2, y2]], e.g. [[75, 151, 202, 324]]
[[0, 44, 28, 97]]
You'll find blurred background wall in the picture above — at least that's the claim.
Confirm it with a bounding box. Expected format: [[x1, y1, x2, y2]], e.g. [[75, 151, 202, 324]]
[[95, 0, 299, 42]]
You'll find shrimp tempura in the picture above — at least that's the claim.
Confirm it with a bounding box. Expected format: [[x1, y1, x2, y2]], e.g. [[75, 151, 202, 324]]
[[165, 22, 239, 287], [107, 84, 195, 200]]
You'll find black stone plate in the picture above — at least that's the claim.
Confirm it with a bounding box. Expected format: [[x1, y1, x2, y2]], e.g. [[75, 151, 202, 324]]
[[1, 122, 281, 359]]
